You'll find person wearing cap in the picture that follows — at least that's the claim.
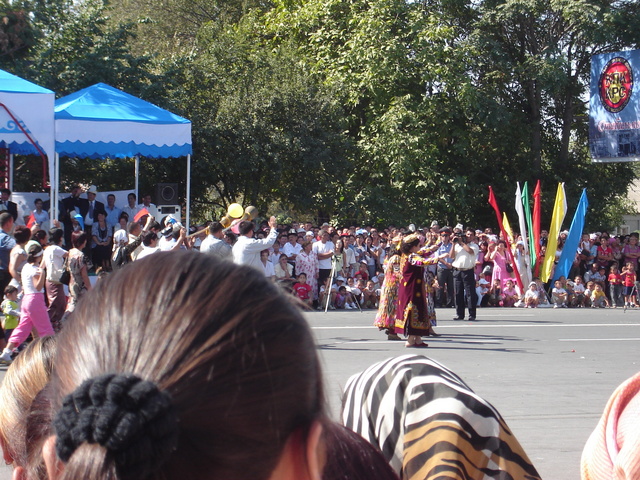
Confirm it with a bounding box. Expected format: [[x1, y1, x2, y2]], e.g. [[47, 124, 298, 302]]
[[477, 278, 490, 307], [436, 227, 455, 308], [523, 281, 540, 308], [283, 231, 303, 267], [0, 242, 53, 364], [84, 185, 105, 237]]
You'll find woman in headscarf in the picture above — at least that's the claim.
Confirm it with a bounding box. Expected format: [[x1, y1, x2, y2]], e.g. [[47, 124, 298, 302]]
[[395, 234, 440, 348]]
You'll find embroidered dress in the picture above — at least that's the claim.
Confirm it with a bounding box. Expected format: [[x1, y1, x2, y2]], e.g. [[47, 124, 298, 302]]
[[374, 254, 401, 331], [395, 252, 438, 336]]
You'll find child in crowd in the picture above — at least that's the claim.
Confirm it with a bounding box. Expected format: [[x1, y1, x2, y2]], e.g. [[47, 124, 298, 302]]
[[487, 279, 502, 306], [356, 262, 369, 281], [502, 279, 519, 307], [346, 277, 362, 308], [523, 282, 539, 308], [293, 273, 313, 308], [591, 283, 610, 308], [592, 267, 606, 287], [552, 280, 568, 308], [608, 263, 623, 308], [362, 280, 379, 309], [564, 279, 575, 306], [334, 285, 348, 309], [573, 276, 586, 307], [1, 285, 20, 343], [584, 281, 595, 307], [477, 278, 490, 307], [621, 262, 637, 308]]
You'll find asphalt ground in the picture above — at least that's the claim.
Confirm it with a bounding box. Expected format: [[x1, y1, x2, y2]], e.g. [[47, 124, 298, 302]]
[[1, 306, 638, 479], [309, 306, 640, 480]]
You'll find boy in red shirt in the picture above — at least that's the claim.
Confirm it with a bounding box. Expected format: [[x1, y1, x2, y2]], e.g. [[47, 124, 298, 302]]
[[621, 262, 637, 308], [293, 273, 313, 308]]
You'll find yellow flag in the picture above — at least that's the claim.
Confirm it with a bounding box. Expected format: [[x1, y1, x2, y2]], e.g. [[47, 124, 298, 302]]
[[540, 183, 567, 282], [502, 213, 514, 244]]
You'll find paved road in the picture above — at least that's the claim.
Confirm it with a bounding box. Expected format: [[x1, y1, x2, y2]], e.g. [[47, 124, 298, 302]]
[[309, 306, 640, 480], [1, 306, 638, 479]]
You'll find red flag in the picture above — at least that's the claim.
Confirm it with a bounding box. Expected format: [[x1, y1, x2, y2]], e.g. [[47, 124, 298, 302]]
[[134, 207, 149, 223], [532, 180, 541, 277], [488, 186, 524, 292], [26, 213, 36, 228]]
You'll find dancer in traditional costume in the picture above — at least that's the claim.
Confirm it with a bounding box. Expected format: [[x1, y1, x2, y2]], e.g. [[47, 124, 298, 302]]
[[395, 234, 441, 348], [374, 236, 403, 341]]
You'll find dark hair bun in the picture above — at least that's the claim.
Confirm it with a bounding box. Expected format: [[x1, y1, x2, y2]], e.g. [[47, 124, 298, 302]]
[[54, 373, 178, 479]]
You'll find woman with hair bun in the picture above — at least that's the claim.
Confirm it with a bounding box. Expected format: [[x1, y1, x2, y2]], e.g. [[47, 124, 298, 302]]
[[43, 251, 399, 480], [395, 234, 441, 348]]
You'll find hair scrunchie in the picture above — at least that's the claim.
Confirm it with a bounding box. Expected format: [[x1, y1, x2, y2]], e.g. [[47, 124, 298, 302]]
[[54, 373, 179, 479]]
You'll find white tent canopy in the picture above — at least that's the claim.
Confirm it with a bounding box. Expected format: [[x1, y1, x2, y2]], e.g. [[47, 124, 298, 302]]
[[54, 83, 193, 227], [0, 69, 55, 189]]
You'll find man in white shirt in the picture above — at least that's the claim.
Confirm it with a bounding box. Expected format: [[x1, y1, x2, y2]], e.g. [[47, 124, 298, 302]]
[[449, 227, 480, 321], [136, 231, 161, 260], [313, 230, 335, 297], [122, 193, 141, 220], [200, 221, 232, 261], [282, 232, 302, 265], [232, 216, 278, 271]]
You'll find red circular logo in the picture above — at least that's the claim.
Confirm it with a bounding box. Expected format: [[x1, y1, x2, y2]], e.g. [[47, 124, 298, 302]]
[[599, 57, 633, 113]]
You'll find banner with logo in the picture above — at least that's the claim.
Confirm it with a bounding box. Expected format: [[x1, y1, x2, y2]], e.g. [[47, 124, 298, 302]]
[[590, 50, 640, 163]]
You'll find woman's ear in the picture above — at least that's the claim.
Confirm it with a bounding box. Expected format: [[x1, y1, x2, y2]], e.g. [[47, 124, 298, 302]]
[[42, 436, 64, 480], [305, 421, 326, 480], [1, 437, 14, 465], [11, 466, 24, 480], [268, 421, 326, 480]]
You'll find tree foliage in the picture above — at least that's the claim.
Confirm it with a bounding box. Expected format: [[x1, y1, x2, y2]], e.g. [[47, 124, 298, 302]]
[[4, 0, 640, 229]]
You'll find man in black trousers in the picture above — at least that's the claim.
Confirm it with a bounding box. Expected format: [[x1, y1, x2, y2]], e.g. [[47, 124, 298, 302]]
[[450, 227, 480, 321]]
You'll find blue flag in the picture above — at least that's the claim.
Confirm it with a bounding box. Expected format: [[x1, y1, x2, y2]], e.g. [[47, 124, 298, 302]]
[[553, 189, 588, 281]]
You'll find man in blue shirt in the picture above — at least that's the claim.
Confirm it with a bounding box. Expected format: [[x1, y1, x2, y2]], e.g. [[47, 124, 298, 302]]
[[436, 227, 455, 308]]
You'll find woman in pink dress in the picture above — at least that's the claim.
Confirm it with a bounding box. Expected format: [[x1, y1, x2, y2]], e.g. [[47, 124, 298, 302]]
[[295, 240, 319, 301], [487, 241, 514, 288]]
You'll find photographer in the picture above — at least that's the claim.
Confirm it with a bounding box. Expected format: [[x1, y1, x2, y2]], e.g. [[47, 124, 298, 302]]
[[450, 227, 480, 321]]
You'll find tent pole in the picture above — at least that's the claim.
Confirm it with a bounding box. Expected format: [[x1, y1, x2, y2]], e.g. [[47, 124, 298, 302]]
[[135, 155, 140, 203], [8, 154, 13, 191], [186, 154, 191, 230], [54, 153, 59, 222]]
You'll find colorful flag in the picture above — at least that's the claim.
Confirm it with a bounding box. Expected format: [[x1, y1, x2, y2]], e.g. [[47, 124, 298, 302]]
[[522, 182, 536, 268], [515, 182, 528, 254], [503, 213, 514, 244], [553, 189, 589, 281], [540, 183, 567, 283], [516, 182, 532, 283], [134, 207, 149, 223], [26, 213, 36, 228], [532, 180, 542, 276], [488, 186, 524, 292]]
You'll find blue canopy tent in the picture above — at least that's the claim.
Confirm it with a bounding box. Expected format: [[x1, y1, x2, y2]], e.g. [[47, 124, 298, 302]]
[[0, 69, 55, 190], [54, 83, 193, 227]]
